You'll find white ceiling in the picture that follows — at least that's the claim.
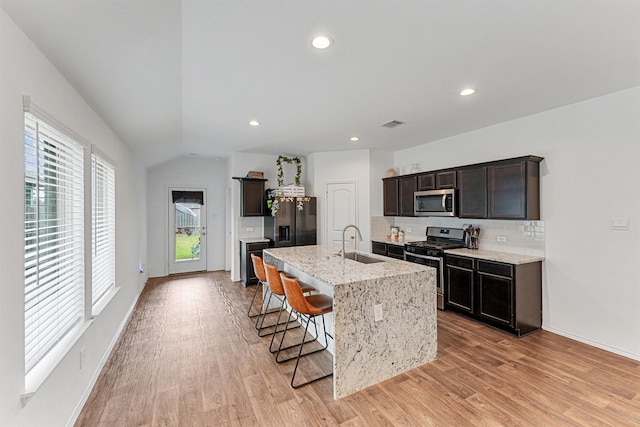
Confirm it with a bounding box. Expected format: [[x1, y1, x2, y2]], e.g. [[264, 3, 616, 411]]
[[2, 0, 639, 167]]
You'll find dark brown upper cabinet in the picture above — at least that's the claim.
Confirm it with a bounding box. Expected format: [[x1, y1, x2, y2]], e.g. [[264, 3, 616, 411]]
[[383, 177, 399, 216], [417, 170, 456, 191], [488, 158, 541, 220], [458, 156, 542, 220], [398, 175, 417, 216], [417, 173, 435, 191], [458, 167, 488, 218], [383, 155, 543, 219], [234, 178, 266, 217], [436, 170, 457, 189]]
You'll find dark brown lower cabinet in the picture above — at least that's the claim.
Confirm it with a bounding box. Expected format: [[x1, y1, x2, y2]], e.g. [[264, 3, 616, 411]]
[[371, 241, 405, 260], [240, 240, 269, 287], [445, 255, 474, 313], [446, 254, 541, 337]]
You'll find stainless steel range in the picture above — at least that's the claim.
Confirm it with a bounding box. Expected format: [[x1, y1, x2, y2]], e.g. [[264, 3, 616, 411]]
[[404, 227, 466, 310]]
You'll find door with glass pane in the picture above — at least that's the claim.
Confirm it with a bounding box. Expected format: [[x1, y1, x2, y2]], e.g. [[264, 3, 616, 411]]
[[168, 188, 207, 274]]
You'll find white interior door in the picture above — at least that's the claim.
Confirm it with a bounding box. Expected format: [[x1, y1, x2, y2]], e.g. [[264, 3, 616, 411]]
[[326, 181, 358, 250], [168, 188, 207, 274]]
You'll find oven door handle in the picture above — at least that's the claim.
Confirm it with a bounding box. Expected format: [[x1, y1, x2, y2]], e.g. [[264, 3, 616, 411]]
[[404, 252, 441, 262]]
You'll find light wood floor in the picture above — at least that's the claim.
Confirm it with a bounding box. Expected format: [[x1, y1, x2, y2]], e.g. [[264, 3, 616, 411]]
[[75, 271, 640, 426]]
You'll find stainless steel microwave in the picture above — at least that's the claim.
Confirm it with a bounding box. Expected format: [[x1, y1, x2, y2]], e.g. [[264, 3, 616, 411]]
[[414, 189, 457, 217]]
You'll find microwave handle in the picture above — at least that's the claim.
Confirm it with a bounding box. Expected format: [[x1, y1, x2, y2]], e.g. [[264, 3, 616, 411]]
[[442, 194, 446, 210]]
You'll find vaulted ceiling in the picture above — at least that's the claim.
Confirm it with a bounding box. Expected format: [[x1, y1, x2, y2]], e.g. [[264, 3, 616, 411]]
[[2, 0, 639, 167]]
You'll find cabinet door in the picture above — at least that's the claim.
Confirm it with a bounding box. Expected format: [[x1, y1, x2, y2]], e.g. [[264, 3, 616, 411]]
[[398, 176, 417, 216], [241, 180, 265, 217], [477, 271, 514, 327], [383, 178, 399, 216], [446, 257, 474, 314], [241, 242, 268, 286], [488, 161, 526, 219], [458, 167, 487, 218], [436, 171, 457, 189], [417, 173, 435, 191]]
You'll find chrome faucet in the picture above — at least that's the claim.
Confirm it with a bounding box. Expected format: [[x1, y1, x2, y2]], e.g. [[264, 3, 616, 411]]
[[341, 224, 363, 259]]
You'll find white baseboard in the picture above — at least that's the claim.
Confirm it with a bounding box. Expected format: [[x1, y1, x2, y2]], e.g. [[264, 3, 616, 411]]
[[543, 325, 640, 362], [66, 282, 147, 427]]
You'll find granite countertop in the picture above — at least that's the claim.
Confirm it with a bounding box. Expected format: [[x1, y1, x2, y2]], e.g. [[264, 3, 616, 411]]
[[239, 237, 270, 243], [264, 245, 429, 287], [445, 248, 544, 265]]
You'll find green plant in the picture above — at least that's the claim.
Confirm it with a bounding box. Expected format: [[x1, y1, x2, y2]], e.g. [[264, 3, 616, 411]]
[[276, 155, 301, 187]]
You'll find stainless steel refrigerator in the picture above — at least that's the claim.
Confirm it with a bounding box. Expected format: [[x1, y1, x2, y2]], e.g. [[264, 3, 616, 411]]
[[264, 197, 317, 247]]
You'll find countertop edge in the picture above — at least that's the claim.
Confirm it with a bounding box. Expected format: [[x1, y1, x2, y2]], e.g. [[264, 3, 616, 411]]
[[445, 248, 544, 265], [239, 238, 270, 243]]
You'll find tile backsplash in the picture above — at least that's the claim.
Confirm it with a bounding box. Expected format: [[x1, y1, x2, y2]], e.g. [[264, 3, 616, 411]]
[[371, 216, 545, 257]]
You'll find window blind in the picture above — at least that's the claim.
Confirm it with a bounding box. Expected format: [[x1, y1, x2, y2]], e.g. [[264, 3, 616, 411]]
[[91, 153, 115, 307], [24, 112, 85, 374]]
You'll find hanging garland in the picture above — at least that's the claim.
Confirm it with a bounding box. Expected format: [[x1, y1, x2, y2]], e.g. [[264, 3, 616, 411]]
[[267, 194, 312, 216], [276, 155, 302, 187]]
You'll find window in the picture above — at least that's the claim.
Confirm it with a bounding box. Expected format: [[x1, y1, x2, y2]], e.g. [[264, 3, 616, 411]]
[[91, 153, 115, 309], [24, 112, 85, 374]]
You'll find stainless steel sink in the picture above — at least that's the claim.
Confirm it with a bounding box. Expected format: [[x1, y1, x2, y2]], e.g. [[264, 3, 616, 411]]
[[343, 252, 386, 264]]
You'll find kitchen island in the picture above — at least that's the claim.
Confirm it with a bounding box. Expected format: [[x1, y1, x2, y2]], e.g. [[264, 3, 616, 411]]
[[263, 245, 437, 399]]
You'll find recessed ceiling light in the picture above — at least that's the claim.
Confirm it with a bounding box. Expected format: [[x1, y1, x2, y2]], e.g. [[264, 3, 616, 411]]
[[312, 35, 333, 49], [350, 137, 359, 142], [249, 120, 260, 126], [459, 88, 476, 96]]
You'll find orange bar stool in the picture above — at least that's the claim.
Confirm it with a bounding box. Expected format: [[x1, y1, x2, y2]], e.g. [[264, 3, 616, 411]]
[[280, 272, 333, 389], [247, 254, 267, 318], [263, 263, 317, 357], [255, 260, 314, 337]]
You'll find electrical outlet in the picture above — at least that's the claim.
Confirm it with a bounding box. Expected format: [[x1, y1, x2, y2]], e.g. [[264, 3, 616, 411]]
[[246, 227, 254, 232], [80, 347, 86, 370], [374, 304, 383, 322], [497, 235, 508, 243], [406, 227, 412, 233]]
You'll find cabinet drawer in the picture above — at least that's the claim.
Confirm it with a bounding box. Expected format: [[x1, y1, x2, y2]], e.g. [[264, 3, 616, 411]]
[[372, 241, 387, 256], [247, 242, 269, 252], [446, 255, 474, 270], [477, 260, 513, 278], [387, 244, 405, 259]]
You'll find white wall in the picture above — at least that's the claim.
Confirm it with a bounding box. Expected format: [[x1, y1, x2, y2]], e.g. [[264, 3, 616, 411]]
[[147, 156, 227, 277], [0, 8, 148, 426], [309, 150, 373, 252], [394, 87, 640, 360]]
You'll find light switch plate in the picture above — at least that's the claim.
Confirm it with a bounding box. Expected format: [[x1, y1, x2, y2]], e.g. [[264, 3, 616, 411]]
[[611, 218, 630, 230]]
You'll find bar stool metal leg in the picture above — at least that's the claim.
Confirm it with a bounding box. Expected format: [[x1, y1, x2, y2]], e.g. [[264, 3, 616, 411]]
[[291, 313, 333, 388], [269, 303, 318, 361], [247, 279, 264, 318]]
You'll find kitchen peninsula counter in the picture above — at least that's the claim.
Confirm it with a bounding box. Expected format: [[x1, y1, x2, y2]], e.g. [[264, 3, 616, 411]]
[[263, 245, 437, 399]]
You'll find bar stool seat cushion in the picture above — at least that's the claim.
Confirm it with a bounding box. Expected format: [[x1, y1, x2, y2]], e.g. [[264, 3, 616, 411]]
[[303, 294, 333, 315]]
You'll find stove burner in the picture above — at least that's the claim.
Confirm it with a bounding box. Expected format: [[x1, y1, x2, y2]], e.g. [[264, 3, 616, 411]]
[[408, 241, 465, 250], [404, 227, 466, 254]]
